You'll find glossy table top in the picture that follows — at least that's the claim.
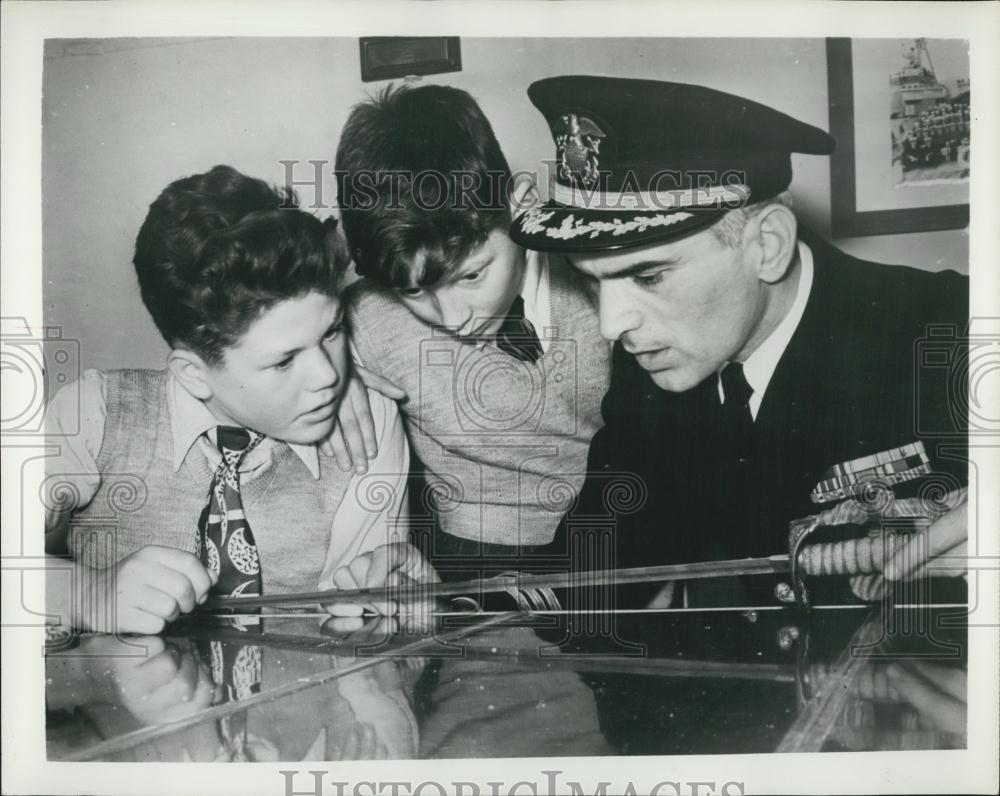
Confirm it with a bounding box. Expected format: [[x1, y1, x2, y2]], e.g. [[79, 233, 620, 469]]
[[46, 604, 967, 762]]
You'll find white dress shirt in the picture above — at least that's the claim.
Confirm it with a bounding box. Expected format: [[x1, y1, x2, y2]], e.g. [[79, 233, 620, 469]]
[[718, 240, 815, 419], [519, 247, 552, 353]]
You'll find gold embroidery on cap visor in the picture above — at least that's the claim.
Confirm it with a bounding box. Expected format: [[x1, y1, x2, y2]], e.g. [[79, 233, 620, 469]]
[[519, 207, 696, 241]]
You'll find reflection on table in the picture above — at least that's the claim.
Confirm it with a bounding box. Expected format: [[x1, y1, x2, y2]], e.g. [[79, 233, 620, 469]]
[[46, 604, 968, 761]]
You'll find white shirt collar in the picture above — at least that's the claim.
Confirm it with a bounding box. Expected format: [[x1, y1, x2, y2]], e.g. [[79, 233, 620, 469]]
[[167, 372, 320, 478], [519, 248, 551, 351], [719, 240, 814, 419]]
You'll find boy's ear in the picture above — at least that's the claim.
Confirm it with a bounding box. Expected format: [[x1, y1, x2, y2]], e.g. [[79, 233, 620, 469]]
[[508, 173, 540, 220], [167, 348, 214, 401]]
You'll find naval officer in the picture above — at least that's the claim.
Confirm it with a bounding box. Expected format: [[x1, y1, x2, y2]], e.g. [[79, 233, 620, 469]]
[[510, 76, 970, 605]]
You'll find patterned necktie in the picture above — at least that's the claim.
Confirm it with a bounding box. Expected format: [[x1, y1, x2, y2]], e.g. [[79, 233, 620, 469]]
[[205, 637, 263, 761], [197, 425, 265, 598], [494, 295, 543, 364], [719, 362, 754, 463], [196, 426, 265, 761]]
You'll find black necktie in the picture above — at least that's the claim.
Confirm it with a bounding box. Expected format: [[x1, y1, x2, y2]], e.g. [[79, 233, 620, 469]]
[[719, 362, 754, 463], [495, 295, 543, 364]]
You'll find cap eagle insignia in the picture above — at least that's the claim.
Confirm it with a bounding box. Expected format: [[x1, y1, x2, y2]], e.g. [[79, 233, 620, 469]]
[[553, 113, 605, 189]]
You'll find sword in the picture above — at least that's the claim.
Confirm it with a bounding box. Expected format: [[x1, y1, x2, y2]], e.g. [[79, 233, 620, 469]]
[[200, 555, 793, 612]]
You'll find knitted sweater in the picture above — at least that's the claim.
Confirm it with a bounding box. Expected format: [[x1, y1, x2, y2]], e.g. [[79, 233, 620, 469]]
[[70, 369, 353, 594], [347, 254, 609, 546]]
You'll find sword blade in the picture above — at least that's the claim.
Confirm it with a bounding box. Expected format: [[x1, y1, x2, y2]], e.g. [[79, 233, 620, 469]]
[[200, 554, 792, 612]]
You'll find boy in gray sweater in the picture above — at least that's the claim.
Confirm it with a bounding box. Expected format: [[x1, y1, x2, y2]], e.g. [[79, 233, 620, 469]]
[[45, 165, 433, 635], [336, 84, 610, 580]]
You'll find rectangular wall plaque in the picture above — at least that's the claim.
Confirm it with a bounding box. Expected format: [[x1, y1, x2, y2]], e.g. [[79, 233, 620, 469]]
[[359, 37, 462, 83]]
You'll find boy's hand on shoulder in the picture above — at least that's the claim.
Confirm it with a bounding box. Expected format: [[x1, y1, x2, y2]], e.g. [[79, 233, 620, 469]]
[[77, 546, 217, 635], [320, 364, 407, 473], [322, 542, 439, 633], [354, 363, 407, 403]]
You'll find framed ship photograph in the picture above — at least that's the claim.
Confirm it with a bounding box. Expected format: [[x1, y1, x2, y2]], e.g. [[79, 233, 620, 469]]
[[827, 37, 970, 237]]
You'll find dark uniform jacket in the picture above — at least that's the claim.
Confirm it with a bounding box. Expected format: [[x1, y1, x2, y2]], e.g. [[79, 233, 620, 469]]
[[559, 230, 969, 604]]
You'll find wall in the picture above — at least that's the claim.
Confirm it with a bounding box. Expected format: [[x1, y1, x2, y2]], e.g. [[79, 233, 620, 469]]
[[42, 37, 969, 371]]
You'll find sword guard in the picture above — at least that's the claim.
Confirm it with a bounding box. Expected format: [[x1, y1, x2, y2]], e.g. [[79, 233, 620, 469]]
[[789, 514, 822, 610]]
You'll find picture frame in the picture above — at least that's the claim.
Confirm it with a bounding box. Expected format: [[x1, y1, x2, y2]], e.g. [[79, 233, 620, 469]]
[[826, 37, 970, 237], [359, 36, 462, 83]]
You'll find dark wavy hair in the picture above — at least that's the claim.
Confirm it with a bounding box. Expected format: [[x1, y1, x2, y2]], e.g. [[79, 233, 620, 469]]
[[335, 83, 513, 289], [133, 165, 346, 365]]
